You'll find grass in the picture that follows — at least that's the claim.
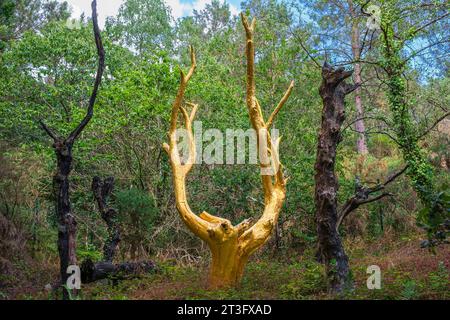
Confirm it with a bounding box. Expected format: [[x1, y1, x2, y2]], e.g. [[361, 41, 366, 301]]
[[2, 235, 449, 300]]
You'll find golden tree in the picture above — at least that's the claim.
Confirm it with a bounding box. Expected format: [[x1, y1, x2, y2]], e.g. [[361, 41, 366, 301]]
[[163, 13, 294, 288]]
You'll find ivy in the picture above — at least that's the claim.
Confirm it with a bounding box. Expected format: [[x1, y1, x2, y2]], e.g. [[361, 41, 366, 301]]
[[380, 12, 449, 247]]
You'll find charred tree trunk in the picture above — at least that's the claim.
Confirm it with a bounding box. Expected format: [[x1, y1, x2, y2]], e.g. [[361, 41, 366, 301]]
[[39, 0, 105, 299], [315, 62, 355, 294], [53, 140, 77, 299], [92, 176, 120, 262], [82, 176, 158, 284], [80, 259, 157, 283]]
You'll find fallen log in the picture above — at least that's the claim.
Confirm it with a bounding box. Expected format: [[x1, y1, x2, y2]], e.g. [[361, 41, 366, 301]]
[[80, 259, 157, 283]]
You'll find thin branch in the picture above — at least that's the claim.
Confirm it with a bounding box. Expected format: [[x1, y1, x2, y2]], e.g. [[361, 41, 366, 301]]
[[170, 46, 196, 133], [336, 166, 408, 230], [358, 192, 393, 206], [406, 12, 449, 40], [418, 112, 450, 140], [298, 37, 321, 69], [67, 0, 105, 143], [39, 120, 58, 141], [266, 81, 294, 129], [403, 38, 450, 64]]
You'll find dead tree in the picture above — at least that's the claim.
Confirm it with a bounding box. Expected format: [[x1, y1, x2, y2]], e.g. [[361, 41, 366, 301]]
[[39, 0, 104, 299], [80, 177, 157, 284], [315, 62, 409, 294], [92, 176, 120, 262], [315, 62, 356, 294], [162, 13, 293, 288]]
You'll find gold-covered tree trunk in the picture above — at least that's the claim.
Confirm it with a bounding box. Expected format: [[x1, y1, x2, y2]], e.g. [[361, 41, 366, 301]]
[[163, 13, 294, 288]]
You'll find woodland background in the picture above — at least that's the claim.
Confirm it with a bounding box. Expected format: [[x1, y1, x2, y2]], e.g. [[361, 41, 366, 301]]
[[0, 0, 449, 299]]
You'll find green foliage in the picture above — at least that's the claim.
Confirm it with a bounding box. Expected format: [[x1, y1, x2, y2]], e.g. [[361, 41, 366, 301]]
[[106, 0, 173, 53], [76, 243, 103, 262], [380, 3, 450, 246], [280, 261, 327, 299], [0, 0, 448, 301], [428, 262, 449, 294], [400, 279, 419, 300], [417, 186, 450, 248], [116, 188, 158, 225], [115, 188, 159, 255]]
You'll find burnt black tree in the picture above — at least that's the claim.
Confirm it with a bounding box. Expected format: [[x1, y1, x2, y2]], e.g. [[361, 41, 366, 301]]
[[39, 0, 105, 299], [315, 62, 356, 294], [92, 176, 120, 262], [80, 176, 157, 284]]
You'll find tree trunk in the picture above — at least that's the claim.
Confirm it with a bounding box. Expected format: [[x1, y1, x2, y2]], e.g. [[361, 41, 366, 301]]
[[315, 63, 354, 294], [353, 63, 368, 154], [91, 176, 120, 262], [208, 240, 248, 288], [53, 139, 77, 299], [83, 176, 157, 284], [349, 0, 368, 155]]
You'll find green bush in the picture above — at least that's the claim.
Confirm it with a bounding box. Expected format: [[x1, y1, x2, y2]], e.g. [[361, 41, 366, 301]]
[[115, 188, 159, 257]]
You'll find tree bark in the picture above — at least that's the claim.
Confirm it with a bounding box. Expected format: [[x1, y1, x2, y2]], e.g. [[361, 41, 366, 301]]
[[208, 237, 248, 288], [53, 140, 77, 299], [92, 176, 120, 262], [85, 176, 158, 284], [315, 62, 354, 294]]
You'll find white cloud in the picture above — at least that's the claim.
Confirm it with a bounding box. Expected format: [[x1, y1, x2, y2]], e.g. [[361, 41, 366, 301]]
[[165, 0, 239, 20], [60, 0, 239, 27], [61, 0, 123, 27]]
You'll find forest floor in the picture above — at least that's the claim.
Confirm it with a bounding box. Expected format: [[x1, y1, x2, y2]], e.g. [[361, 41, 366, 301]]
[[2, 233, 449, 300]]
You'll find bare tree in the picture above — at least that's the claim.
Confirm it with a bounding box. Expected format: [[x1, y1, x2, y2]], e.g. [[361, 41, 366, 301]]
[[336, 166, 408, 231], [39, 0, 104, 299], [315, 62, 356, 293], [162, 13, 294, 288]]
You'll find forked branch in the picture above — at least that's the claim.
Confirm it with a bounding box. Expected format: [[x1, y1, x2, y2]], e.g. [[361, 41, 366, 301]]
[[163, 13, 293, 288], [336, 166, 408, 230]]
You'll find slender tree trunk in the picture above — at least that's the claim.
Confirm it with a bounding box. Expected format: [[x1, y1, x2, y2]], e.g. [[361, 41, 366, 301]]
[[353, 63, 368, 154], [315, 63, 354, 294], [349, 0, 368, 155]]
